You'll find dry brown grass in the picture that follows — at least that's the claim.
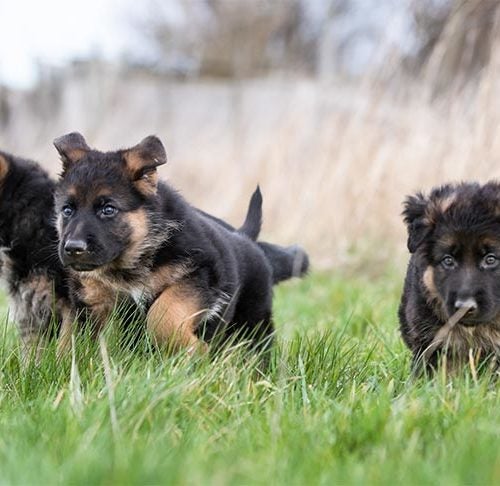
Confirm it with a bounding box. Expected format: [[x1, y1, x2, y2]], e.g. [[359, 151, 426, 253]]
[[3, 63, 500, 269]]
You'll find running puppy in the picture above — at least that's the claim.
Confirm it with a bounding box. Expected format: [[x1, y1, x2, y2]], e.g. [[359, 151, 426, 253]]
[[399, 182, 500, 371], [54, 133, 281, 352]]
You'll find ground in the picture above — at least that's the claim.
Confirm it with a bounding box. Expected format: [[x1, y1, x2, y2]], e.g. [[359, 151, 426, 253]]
[[0, 271, 499, 485]]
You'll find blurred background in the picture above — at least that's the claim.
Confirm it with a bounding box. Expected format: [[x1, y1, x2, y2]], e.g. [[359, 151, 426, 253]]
[[1, 0, 499, 270]]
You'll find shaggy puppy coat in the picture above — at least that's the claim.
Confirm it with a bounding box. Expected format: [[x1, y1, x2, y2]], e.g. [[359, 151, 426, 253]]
[[400, 182, 500, 371]]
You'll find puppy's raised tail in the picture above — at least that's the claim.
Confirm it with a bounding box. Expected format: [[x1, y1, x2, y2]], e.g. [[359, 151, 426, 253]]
[[238, 186, 262, 241], [238, 185, 310, 283], [258, 242, 310, 284]]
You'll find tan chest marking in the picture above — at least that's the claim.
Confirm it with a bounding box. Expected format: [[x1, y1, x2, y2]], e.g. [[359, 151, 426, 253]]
[[79, 276, 119, 332]]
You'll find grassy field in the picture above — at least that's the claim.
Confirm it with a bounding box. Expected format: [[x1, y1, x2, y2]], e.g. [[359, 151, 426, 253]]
[[0, 270, 499, 485]]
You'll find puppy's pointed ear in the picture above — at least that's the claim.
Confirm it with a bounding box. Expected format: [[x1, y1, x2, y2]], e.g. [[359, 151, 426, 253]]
[[53, 132, 91, 170], [402, 193, 431, 253], [0, 153, 9, 183], [122, 136, 167, 196]]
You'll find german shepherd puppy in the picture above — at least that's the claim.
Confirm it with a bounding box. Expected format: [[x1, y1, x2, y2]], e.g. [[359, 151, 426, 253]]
[[399, 182, 500, 371], [0, 151, 73, 357], [54, 132, 303, 352]]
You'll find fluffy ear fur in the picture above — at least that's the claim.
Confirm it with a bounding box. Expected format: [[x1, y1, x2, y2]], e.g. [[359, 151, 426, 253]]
[[122, 136, 167, 196], [53, 132, 91, 170], [402, 193, 431, 253]]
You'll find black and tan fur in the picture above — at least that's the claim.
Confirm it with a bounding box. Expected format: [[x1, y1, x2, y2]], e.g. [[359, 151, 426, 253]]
[[400, 182, 500, 372], [54, 132, 306, 353]]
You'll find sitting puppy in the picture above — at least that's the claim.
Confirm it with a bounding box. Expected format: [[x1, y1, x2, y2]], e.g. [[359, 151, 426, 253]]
[[399, 182, 500, 371], [54, 133, 304, 352], [0, 151, 73, 357]]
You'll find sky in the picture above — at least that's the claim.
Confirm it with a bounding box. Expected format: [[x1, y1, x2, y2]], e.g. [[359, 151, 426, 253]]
[[0, 0, 142, 88], [0, 0, 414, 89]]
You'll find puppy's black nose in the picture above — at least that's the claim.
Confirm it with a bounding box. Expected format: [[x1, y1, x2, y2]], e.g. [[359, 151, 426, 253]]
[[454, 297, 478, 313], [64, 239, 88, 256]]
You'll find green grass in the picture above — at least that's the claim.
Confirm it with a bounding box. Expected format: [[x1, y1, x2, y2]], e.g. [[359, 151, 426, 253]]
[[1, 271, 500, 485]]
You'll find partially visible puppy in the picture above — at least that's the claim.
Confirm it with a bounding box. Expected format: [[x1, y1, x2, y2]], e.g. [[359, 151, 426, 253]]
[[0, 151, 73, 358], [399, 182, 500, 372]]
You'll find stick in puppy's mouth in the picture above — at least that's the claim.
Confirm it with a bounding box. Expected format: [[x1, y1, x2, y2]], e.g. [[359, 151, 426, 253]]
[[421, 305, 474, 362]]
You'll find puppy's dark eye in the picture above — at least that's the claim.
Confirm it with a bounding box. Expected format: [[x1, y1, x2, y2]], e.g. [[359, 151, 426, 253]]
[[441, 255, 456, 269], [101, 204, 117, 217], [62, 205, 74, 218], [483, 254, 498, 268]]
